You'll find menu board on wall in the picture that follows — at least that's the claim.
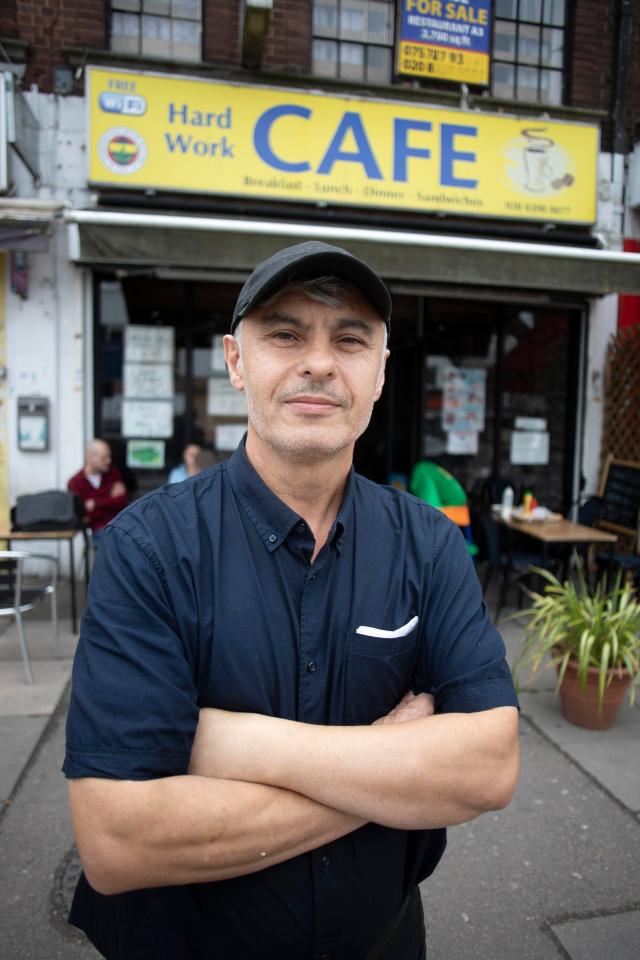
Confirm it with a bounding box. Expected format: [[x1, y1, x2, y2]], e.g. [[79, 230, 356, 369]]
[[124, 325, 175, 364], [510, 430, 550, 465], [122, 399, 174, 438], [124, 363, 174, 399], [207, 378, 247, 417], [216, 423, 247, 451]]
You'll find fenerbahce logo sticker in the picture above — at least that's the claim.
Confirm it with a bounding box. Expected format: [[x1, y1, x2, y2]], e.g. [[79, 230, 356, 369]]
[[98, 127, 147, 175]]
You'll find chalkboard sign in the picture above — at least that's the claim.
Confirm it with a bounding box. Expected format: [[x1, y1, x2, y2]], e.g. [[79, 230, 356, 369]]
[[598, 456, 640, 536]]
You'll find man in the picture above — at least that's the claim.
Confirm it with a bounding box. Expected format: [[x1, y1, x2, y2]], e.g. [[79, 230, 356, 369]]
[[67, 439, 129, 541], [64, 241, 519, 960]]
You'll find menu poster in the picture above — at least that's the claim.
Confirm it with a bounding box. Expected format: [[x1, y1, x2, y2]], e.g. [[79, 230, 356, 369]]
[[126, 439, 165, 469], [442, 368, 486, 432], [216, 423, 247, 451], [125, 325, 175, 364], [124, 363, 174, 399], [122, 399, 174, 438], [446, 430, 479, 455], [207, 378, 248, 417], [510, 430, 550, 465]]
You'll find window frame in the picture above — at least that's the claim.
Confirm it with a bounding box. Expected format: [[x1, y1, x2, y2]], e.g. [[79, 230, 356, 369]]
[[311, 0, 395, 86], [109, 0, 203, 63], [490, 0, 567, 105]]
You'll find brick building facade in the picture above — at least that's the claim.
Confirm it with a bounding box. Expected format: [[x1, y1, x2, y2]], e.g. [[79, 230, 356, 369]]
[[1, 1, 637, 148]]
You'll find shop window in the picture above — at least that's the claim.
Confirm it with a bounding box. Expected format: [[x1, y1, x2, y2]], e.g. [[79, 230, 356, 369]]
[[491, 0, 566, 105], [422, 301, 577, 514], [110, 0, 202, 62], [312, 0, 394, 84]]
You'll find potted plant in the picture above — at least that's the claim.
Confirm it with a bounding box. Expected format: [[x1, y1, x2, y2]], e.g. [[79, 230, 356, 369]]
[[513, 567, 640, 730]]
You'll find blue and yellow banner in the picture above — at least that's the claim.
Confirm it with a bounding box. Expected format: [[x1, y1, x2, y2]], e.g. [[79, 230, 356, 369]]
[[397, 0, 492, 85], [87, 67, 599, 225]]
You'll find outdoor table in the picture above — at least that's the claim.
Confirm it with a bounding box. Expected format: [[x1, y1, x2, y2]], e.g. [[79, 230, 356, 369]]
[[0, 527, 89, 634], [498, 515, 618, 584]]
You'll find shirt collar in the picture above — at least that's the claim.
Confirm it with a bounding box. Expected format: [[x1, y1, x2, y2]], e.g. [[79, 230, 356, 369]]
[[226, 439, 352, 554]]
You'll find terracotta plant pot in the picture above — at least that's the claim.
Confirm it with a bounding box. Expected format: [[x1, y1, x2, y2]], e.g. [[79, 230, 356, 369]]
[[558, 659, 632, 730]]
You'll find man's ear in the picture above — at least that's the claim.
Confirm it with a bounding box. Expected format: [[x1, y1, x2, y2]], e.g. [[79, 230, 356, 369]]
[[373, 349, 390, 402], [223, 334, 244, 391]]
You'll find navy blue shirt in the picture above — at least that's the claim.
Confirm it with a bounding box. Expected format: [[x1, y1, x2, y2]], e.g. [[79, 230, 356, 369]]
[[64, 441, 518, 960]]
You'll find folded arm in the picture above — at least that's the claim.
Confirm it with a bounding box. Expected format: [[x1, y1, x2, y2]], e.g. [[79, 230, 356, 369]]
[[190, 703, 520, 830], [69, 775, 364, 896], [68, 694, 434, 896]]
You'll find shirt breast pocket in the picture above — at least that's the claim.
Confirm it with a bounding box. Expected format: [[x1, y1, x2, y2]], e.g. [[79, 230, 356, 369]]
[[344, 616, 419, 725]]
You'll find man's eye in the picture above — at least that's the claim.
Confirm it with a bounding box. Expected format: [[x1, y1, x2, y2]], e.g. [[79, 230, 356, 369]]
[[272, 331, 297, 341]]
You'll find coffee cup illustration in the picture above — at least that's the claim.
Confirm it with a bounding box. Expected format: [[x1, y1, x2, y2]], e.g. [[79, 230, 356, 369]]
[[521, 127, 555, 192]]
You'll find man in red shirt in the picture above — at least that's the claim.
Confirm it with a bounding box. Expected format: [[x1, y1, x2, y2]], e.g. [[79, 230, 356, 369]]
[[68, 439, 130, 542]]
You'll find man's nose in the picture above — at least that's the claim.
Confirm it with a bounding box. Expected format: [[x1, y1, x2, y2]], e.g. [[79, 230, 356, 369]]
[[298, 339, 335, 379]]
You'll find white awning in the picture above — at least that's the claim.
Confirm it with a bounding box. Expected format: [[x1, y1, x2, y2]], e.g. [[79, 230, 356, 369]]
[[65, 209, 640, 297]]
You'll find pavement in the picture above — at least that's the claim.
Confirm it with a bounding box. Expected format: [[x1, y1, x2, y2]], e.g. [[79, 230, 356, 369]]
[[0, 582, 639, 959]]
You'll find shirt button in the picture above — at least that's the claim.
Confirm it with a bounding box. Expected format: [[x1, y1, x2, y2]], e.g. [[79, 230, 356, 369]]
[[306, 660, 318, 673], [321, 855, 331, 868], [337, 538, 343, 546], [297, 520, 306, 531], [268, 534, 277, 543]]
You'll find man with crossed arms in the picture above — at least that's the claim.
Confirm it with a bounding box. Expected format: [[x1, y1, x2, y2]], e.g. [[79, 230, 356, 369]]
[[65, 241, 519, 960]]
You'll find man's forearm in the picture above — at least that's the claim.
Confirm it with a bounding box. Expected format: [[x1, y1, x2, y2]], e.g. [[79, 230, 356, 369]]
[[69, 775, 364, 896], [193, 707, 519, 830]]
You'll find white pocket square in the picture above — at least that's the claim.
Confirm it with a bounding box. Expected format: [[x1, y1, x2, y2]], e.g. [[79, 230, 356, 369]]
[[355, 615, 419, 639]]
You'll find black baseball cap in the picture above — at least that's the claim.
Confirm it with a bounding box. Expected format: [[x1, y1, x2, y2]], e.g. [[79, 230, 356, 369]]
[[231, 241, 391, 333]]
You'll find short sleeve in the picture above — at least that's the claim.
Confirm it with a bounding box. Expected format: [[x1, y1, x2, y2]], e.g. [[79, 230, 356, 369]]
[[417, 521, 519, 714], [63, 522, 199, 780]]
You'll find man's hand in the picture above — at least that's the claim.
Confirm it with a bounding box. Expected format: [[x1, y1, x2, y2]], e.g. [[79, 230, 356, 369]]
[[110, 481, 126, 498], [373, 691, 435, 725], [189, 690, 432, 778], [85, 498, 96, 512]]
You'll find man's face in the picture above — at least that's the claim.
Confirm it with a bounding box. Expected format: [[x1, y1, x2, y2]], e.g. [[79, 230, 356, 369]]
[[184, 444, 201, 471], [89, 443, 112, 474], [224, 287, 389, 463]]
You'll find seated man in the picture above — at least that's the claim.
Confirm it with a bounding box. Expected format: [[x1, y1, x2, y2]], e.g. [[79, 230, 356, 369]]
[[68, 439, 129, 543]]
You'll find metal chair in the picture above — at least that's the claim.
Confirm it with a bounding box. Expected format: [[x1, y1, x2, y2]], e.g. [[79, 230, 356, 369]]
[[0, 550, 59, 683]]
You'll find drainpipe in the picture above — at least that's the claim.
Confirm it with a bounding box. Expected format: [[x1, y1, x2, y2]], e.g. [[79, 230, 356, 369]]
[[612, 0, 633, 157]]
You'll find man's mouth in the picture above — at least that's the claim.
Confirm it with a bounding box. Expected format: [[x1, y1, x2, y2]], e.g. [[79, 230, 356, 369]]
[[284, 395, 344, 413]]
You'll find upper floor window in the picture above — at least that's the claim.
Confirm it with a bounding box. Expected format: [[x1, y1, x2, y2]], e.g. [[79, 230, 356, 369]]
[[491, 0, 566, 105], [312, 0, 394, 85], [110, 0, 202, 62]]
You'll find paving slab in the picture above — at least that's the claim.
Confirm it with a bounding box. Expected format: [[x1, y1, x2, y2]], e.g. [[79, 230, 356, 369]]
[[0, 714, 50, 802], [422, 718, 640, 960], [0, 658, 73, 717], [550, 910, 640, 960], [519, 689, 640, 813], [0, 687, 101, 959]]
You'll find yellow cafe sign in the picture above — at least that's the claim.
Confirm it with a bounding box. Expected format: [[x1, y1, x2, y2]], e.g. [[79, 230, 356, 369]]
[[87, 67, 599, 225]]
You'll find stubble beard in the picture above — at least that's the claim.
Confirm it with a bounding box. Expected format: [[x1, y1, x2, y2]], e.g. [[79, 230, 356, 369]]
[[243, 383, 375, 464]]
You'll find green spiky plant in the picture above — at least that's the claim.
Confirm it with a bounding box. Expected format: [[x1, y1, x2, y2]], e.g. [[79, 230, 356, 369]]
[[513, 564, 640, 712]]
